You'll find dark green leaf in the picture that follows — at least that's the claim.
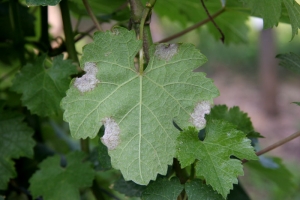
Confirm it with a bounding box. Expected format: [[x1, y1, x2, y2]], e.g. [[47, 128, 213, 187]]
[[208, 105, 263, 137], [29, 152, 95, 200], [176, 122, 257, 198], [227, 183, 251, 200], [142, 178, 184, 200], [0, 111, 35, 190], [12, 54, 77, 117], [0, 1, 35, 40], [113, 176, 146, 197], [277, 52, 300, 74], [26, 0, 61, 6], [185, 179, 223, 200], [245, 157, 296, 192]]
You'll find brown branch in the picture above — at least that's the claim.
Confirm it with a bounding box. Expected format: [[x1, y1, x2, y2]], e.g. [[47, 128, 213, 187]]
[[82, 0, 102, 31], [243, 131, 300, 164], [200, 0, 224, 43], [158, 8, 225, 43]]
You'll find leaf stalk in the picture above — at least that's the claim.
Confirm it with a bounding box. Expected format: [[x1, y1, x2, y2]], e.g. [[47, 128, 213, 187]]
[[82, 0, 102, 31]]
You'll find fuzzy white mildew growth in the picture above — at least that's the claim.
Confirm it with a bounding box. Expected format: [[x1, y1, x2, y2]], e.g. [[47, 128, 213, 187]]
[[101, 117, 120, 150], [74, 62, 100, 92], [155, 44, 178, 61], [190, 101, 211, 129]]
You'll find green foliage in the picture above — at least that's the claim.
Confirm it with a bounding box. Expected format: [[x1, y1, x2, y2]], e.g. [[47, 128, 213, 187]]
[[26, 0, 61, 6], [11, 54, 77, 117], [1, 0, 299, 199], [29, 152, 95, 200], [176, 123, 257, 198], [277, 52, 300, 74], [185, 179, 223, 200], [208, 105, 263, 137], [141, 178, 183, 200], [246, 157, 296, 193], [0, 111, 35, 190], [62, 27, 219, 185]]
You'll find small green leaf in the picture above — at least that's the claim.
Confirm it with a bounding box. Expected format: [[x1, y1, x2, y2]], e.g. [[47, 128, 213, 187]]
[[26, 0, 61, 6], [113, 177, 146, 197], [293, 102, 300, 106], [142, 177, 184, 200], [185, 179, 223, 200], [12, 54, 77, 117], [0, 111, 35, 190], [283, 0, 300, 38], [62, 27, 219, 185], [176, 122, 257, 198], [29, 152, 95, 200], [208, 105, 263, 137], [277, 52, 300, 74]]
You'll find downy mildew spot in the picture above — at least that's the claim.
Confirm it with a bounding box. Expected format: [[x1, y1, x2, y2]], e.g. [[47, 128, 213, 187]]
[[101, 117, 120, 150], [74, 62, 100, 92], [155, 44, 178, 61], [190, 101, 211, 129]]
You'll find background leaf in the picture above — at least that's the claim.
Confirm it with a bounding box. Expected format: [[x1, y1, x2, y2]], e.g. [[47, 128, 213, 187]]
[[29, 151, 95, 200], [113, 176, 146, 197], [208, 105, 263, 137], [0, 111, 35, 190], [62, 27, 219, 185], [176, 122, 257, 198], [12, 54, 77, 117], [142, 177, 183, 200], [277, 52, 300, 74], [26, 0, 61, 6], [185, 179, 223, 200]]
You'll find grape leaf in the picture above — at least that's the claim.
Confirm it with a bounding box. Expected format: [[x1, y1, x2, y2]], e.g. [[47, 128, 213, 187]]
[[246, 157, 295, 192], [29, 152, 95, 200], [185, 179, 223, 200], [277, 52, 300, 74], [293, 102, 300, 106], [141, 178, 183, 200], [150, 0, 249, 44], [61, 27, 219, 185], [11, 54, 77, 117], [0, 111, 35, 190], [176, 122, 257, 198], [26, 0, 61, 6], [113, 176, 146, 197], [208, 105, 263, 137], [241, 0, 300, 38]]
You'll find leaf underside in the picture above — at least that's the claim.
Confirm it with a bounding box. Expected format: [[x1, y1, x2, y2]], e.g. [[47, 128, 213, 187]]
[[62, 27, 219, 185]]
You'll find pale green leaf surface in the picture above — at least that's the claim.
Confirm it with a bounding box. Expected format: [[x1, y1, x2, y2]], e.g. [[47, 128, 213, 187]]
[[277, 52, 300, 74], [176, 122, 257, 198], [0, 111, 35, 190], [11, 54, 77, 117], [245, 157, 295, 192], [62, 27, 219, 185], [26, 0, 61, 6], [141, 178, 183, 200], [185, 179, 223, 200], [29, 152, 95, 200]]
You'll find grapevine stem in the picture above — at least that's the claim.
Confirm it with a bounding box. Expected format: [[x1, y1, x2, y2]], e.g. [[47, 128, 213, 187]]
[[243, 131, 300, 164], [158, 8, 225, 43], [59, 0, 79, 63], [82, 0, 102, 31], [138, 0, 156, 74]]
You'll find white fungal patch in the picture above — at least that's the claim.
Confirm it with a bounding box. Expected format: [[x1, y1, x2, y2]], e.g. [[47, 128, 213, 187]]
[[155, 44, 178, 61], [190, 101, 211, 129], [74, 62, 100, 92], [101, 117, 120, 150]]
